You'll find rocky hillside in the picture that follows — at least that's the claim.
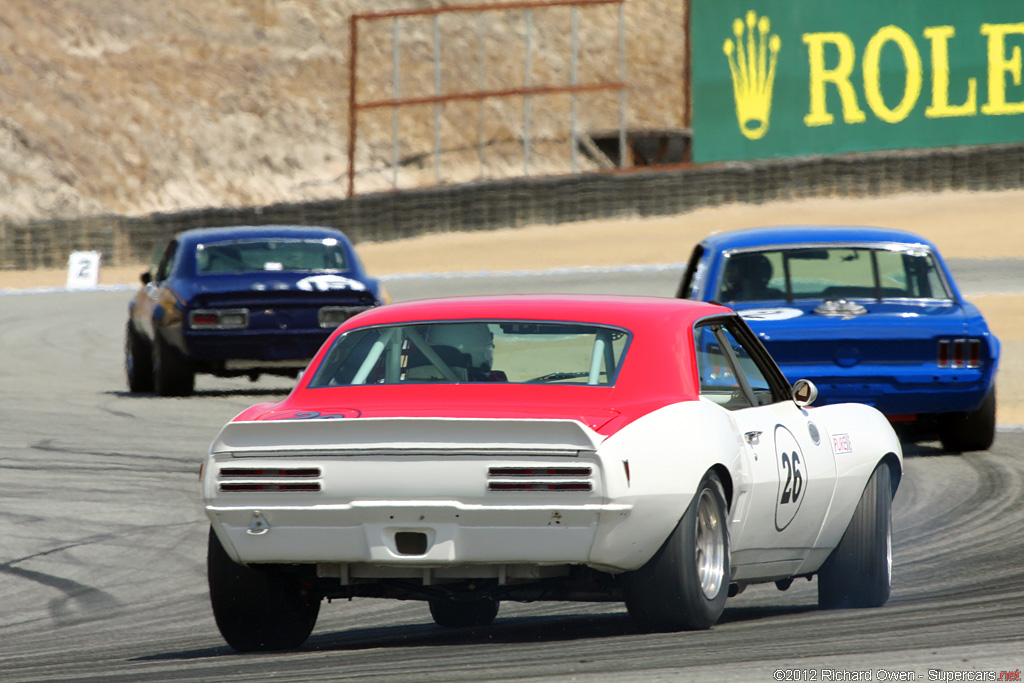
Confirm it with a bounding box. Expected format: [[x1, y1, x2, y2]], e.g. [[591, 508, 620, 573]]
[[0, 0, 684, 223]]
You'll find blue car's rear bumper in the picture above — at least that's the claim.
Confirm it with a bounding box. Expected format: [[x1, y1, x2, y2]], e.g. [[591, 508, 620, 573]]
[[782, 363, 994, 416]]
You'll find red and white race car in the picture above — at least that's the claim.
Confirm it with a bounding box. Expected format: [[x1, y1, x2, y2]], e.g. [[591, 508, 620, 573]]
[[201, 294, 903, 651]]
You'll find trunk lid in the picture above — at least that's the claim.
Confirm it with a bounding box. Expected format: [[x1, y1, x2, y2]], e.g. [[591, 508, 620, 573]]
[[734, 300, 968, 367]]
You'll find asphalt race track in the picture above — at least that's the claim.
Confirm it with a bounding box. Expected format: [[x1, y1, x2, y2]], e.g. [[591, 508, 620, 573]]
[[2, 263, 1023, 682]]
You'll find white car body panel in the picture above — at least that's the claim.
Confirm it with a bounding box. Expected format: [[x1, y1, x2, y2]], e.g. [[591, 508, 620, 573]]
[[203, 399, 901, 584], [210, 416, 605, 457]]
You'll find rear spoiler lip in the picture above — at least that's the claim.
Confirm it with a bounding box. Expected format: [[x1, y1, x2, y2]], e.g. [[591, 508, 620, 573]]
[[210, 416, 605, 457]]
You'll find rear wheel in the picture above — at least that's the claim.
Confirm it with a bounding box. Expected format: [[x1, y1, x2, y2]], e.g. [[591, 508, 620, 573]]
[[152, 333, 194, 396], [940, 389, 996, 454], [817, 463, 892, 609], [124, 321, 154, 393], [207, 528, 320, 652], [623, 471, 729, 631], [428, 598, 500, 628]]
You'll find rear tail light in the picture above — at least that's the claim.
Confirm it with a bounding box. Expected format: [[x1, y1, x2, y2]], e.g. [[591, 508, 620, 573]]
[[220, 467, 320, 478], [189, 308, 249, 329], [489, 482, 592, 491], [218, 466, 322, 493], [220, 482, 321, 492], [319, 306, 369, 328], [937, 340, 950, 367], [937, 338, 982, 369], [487, 466, 593, 493], [952, 340, 965, 368], [968, 339, 981, 368], [489, 467, 592, 477]]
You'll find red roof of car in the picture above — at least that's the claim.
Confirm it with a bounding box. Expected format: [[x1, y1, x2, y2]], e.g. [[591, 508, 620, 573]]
[[237, 295, 734, 436], [341, 293, 729, 328]]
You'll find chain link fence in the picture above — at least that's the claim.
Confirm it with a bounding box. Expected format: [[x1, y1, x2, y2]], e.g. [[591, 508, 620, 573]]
[[2, 142, 1022, 271]]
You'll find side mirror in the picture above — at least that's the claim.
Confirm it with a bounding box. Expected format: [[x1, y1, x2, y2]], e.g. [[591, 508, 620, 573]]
[[140, 271, 152, 285], [792, 379, 818, 407]]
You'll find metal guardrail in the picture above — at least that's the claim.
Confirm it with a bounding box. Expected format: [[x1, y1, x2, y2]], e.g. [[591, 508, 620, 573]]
[[2, 142, 1022, 271]]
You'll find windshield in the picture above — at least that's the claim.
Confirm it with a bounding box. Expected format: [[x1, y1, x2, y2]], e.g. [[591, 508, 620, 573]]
[[717, 246, 952, 302], [308, 321, 631, 387], [197, 238, 349, 274]]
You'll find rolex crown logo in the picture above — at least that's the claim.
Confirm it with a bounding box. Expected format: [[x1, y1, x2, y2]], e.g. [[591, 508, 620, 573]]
[[723, 10, 781, 141]]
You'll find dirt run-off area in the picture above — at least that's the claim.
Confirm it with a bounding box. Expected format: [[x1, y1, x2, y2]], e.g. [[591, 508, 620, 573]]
[[2, 189, 1022, 425]]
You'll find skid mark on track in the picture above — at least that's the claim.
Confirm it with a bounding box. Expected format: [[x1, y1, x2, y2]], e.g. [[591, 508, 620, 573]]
[[0, 563, 122, 627]]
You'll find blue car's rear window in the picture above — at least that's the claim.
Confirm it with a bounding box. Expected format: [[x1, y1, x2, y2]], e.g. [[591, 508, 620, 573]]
[[197, 238, 349, 274], [719, 247, 952, 303]]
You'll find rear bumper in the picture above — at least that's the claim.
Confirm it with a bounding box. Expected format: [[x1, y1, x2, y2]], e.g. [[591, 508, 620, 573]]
[[206, 500, 629, 566], [183, 328, 328, 362], [201, 417, 681, 575], [785, 364, 995, 416]]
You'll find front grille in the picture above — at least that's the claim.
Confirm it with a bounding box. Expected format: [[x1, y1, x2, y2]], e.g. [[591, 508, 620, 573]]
[[218, 466, 322, 493], [487, 466, 593, 492]]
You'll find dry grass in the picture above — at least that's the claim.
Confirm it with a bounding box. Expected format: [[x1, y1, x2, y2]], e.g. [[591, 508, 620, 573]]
[[0, 0, 684, 223]]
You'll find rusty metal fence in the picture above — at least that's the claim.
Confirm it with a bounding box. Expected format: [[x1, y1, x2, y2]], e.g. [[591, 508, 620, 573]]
[[347, 0, 628, 196], [2, 142, 1022, 271]]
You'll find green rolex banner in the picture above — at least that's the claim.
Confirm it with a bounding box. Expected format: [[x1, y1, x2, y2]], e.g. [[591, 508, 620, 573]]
[[691, 1, 1024, 163]]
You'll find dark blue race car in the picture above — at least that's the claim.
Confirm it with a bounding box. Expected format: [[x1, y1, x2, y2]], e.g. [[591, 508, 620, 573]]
[[677, 225, 999, 453], [126, 225, 387, 396]]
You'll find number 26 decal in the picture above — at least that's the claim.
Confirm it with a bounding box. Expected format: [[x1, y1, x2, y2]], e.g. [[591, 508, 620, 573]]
[[774, 425, 808, 531], [779, 452, 803, 504]]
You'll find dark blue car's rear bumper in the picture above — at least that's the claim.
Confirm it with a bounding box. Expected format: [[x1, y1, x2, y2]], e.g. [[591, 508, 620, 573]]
[[184, 328, 329, 363]]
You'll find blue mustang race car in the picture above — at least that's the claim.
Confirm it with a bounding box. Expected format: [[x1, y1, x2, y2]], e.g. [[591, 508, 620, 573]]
[[677, 226, 999, 453], [126, 225, 386, 396]]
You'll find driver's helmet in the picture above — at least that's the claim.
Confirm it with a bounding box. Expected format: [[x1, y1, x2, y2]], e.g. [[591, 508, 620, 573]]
[[427, 323, 494, 370], [722, 252, 773, 295]]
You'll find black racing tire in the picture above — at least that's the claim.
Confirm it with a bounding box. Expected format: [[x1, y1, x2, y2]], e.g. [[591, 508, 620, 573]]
[[817, 463, 892, 609], [623, 470, 730, 632], [125, 321, 154, 393], [428, 598, 500, 628], [207, 528, 320, 652], [152, 332, 195, 396], [940, 388, 996, 454]]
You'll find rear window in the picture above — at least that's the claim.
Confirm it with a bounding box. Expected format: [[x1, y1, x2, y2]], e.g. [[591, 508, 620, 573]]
[[308, 321, 631, 387], [717, 246, 952, 302], [197, 238, 349, 274]]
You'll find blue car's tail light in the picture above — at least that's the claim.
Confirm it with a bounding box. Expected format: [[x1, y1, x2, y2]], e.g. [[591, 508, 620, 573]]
[[189, 308, 250, 329], [937, 338, 982, 369], [969, 339, 982, 367]]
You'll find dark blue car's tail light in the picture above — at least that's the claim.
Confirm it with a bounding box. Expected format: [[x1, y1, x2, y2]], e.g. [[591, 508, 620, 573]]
[[319, 305, 370, 328], [189, 308, 250, 329], [937, 338, 982, 369]]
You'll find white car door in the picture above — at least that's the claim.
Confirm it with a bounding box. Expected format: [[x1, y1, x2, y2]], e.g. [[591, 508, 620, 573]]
[[693, 319, 837, 579]]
